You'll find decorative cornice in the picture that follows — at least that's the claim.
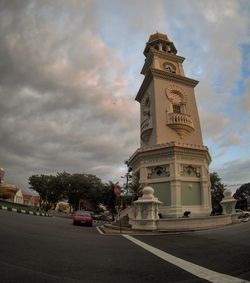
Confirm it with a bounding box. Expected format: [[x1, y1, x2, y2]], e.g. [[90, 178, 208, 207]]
[[136, 67, 199, 102], [128, 142, 211, 166], [151, 68, 199, 87], [151, 49, 185, 63]]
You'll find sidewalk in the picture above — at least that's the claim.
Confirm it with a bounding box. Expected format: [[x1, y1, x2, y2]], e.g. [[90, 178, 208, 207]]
[[99, 223, 177, 235], [0, 204, 50, 217]]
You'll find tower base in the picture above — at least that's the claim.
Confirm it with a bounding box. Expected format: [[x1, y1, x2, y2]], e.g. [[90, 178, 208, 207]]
[[128, 142, 212, 218]]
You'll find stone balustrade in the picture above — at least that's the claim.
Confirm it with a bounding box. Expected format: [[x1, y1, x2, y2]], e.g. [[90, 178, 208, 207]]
[[166, 112, 194, 136], [167, 112, 194, 128]]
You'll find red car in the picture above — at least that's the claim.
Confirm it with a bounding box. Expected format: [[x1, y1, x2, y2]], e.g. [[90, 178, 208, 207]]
[[72, 211, 93, 227]]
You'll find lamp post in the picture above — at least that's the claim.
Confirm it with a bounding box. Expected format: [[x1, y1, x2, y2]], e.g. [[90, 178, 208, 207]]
[[114, 183, 122, 233]]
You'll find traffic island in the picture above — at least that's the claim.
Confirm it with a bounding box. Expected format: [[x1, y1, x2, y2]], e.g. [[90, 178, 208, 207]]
[[101, 215, 234, 234], [100, 223, 166, 235], [110, 186, 242, 234], [0, 204, 50, 217]]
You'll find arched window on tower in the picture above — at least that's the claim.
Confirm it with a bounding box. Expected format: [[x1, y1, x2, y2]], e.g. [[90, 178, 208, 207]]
[[167, 90, 187, 115]]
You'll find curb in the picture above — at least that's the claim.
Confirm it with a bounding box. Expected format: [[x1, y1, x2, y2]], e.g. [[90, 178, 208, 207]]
[[0, 205, 50, 217], [101, 224, 197, 235]]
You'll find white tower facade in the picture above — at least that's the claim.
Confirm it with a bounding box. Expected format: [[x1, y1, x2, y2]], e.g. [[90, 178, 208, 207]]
[[128, 32, 212, 218]]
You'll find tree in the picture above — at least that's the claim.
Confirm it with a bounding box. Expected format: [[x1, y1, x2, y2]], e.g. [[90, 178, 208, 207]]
[[64, 173, 104, 211], [210, 172, 225, 210], [129, 178, 142, 201], [233, 183, 250, 200], [29, 172, 104, 211], [28, 174, 63, 210], [123, 160, 142, 204], [101, 181, 117, 221]]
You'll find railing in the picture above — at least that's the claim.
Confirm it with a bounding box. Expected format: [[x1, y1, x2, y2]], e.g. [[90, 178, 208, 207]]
[[167, 113, 194, 127], [166, 112, 194, 135]]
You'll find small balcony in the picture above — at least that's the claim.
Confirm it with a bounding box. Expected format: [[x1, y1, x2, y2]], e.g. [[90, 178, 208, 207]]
[[166, 112, 194, 136], [141, 119, 152, 132]]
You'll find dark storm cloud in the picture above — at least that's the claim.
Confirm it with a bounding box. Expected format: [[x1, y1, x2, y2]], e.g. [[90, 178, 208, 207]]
[[0, 0, 138, 190]]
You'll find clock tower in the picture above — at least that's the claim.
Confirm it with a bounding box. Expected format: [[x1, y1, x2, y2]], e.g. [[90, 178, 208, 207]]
[[128, 32, 212, 217]]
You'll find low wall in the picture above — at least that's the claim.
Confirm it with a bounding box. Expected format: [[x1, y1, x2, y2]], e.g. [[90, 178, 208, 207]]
[[156, 215, 232, 232]]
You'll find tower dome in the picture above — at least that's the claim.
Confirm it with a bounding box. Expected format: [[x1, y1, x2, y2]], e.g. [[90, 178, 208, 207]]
[[143, 31, 177, 57], [148, 32, 170, 43], [0, 167, 19, 201]]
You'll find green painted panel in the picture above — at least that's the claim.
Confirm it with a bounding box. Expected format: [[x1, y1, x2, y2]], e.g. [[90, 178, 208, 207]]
[[150, 182, 171, 206], [181, 182, 201, 205]]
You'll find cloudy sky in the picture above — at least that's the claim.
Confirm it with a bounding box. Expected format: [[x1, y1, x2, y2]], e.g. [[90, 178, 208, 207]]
[[0, 0, 250, 193]]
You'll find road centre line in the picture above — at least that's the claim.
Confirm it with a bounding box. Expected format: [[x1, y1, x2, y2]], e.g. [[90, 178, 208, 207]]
[[123, 234, 249, 283]]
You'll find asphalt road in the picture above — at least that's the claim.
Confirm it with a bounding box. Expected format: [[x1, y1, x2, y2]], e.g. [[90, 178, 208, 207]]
[[135, 222, 250, 282], [0, 209, 249, 283]]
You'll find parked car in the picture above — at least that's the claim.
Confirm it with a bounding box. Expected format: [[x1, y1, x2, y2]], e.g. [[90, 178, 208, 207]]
[[72, 210, 93, 226]]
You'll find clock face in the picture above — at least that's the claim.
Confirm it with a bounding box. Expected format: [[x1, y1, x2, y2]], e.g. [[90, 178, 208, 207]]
[[163, 62, 176, 73]]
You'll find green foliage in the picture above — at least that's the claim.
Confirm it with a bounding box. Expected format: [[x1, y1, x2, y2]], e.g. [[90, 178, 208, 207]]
[[101, 181, 116, 221], [28, 164, 145, 215], [65, 173, 104, 210], [28, 174, 61, 210], [129, 179, 142, 201], [233, 183, 250, 200], [122, 160, 141, 205], [210, 172, 225, 209], [29, 172, 104, 211]]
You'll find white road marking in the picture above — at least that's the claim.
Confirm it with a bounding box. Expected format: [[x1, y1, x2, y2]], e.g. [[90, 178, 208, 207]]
[[123, 234, 249, 283], [96, 226, 104, 235]]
